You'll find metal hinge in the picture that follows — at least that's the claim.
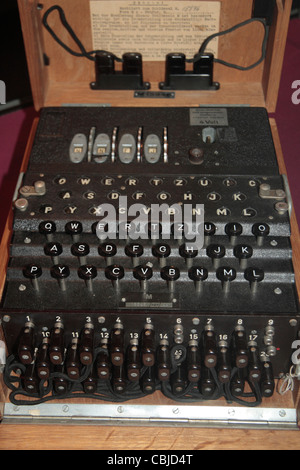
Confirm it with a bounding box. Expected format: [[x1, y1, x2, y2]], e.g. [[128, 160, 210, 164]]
[[2, 404, 298, 430]]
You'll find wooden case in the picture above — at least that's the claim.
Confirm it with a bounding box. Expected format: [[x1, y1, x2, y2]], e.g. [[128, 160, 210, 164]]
[[0, 0, 300, 450]]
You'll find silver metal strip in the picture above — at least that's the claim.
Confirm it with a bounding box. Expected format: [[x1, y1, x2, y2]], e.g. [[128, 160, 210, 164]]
[[2, 403, 298, 430], [282, 173, 293, 217]]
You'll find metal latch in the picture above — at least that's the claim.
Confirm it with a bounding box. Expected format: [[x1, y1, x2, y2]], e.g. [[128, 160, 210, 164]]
[[19, 181, 46, 197], [259, 183, 286, 200]]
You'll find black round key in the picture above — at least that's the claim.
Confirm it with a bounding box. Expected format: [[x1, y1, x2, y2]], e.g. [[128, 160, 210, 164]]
[[203, 222, 216, 237], [78, 265, 97, 292], [225, 222, 243, 238], [152, 243, 171, 259], [133, 265, 153, 281], [65, 221, 83, 238], [216, 266, 236, 282], [51, 264, 70, 279], [147, 222, 162, 238], [71, 242, 90, 257], [39, 221, 56, 240], [171, 222, 188, 239], [188, 266, 208, 282], [78, 265, 97, 280], [23, 264, 42, 279], [234, 244, 253, 259], [23, 264, 42, 291], [125, 243, 143, 258], [105, 265, 125, 281], [119, 221, 137, 239], [216, 267, 237, 293], [179, 244, 198, 259], [98, 242, 117, 258], [244, 267, 264, 285], [44, 242, 63, 257], [51, 264, 70, 291], [161, 266, 180, 281], [207, 244, 225, 259], [92, 220, 109, 240], [252, 223, 270, 238]]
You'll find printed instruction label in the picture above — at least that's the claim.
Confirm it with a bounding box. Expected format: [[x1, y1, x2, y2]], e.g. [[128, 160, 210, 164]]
[[190, 108, 229, 126], [90, 1, 221, 61]]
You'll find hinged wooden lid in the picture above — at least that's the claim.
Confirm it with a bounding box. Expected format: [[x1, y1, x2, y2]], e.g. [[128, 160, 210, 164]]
[[18, 0, 292, 112]]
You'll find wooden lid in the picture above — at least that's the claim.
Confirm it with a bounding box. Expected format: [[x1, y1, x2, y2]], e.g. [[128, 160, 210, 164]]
[[18, 0, 292, 112]]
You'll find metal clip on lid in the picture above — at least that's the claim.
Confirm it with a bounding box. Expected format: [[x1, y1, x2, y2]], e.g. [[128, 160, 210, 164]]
[[90, 52, 150, 90], [159, 52, 220, 90]]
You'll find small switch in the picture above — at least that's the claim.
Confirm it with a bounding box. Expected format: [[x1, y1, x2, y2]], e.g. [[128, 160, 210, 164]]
[[200, 367, 216, 398], [260, 360, 275, 397], [217, 341, 231, 383], [187, 340, 201, 383], [18, 321, 35, 365], [110, 323, 124, 366], [66, 338, 81, 380], [157, 340, 171, 382], [203, 325, 217, 368], [233, 326, 249, 369], [49, 321, 65, 365], [36, 338, 51, 379], [79, 323, 94, 365], [202, 127, 216, 144], [248, 344, 262, 383], [96, 345, 110, 380], [141, 324, 155, 367], [126, 339, 141, 382], [24, 362, 39, 394], [112, 365, 126, 394]]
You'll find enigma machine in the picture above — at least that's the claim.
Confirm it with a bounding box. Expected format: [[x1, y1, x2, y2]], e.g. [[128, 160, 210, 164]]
[[0, 0, 300, 434]]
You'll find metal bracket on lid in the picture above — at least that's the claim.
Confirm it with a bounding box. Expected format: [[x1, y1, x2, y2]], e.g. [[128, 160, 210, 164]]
[[90, 52, 150, 91], [159, 52, 220, 91]]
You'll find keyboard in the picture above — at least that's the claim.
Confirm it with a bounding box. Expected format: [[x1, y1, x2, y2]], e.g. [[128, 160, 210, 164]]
[[1, 106, 299, 405]]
